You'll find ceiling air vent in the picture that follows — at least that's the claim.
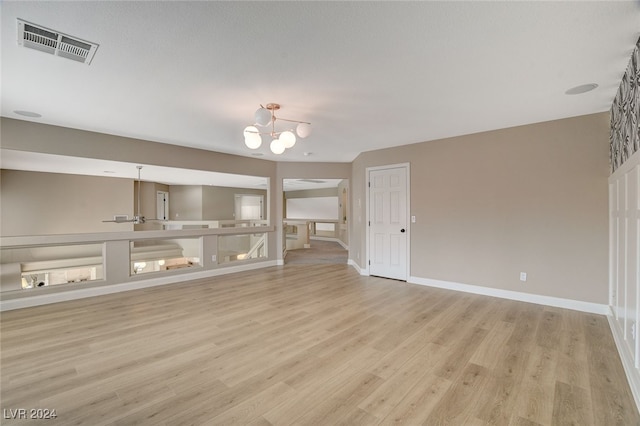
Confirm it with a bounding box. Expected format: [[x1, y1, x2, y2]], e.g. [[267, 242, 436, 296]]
[[17, 19, 98, 65]]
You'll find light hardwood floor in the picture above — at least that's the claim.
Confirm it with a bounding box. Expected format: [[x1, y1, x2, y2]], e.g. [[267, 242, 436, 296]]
[[1, 264, 638, 425]]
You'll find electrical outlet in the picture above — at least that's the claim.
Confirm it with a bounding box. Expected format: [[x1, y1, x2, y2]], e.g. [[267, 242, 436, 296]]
[[520, 272, 527, 282], [211, 254, 217, 262], [411, 215, 416, 223]]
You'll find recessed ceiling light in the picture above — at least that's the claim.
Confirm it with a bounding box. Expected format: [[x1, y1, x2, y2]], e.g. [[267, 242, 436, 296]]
[[565, 83, 598, 95], [103, 170, 116, 174], [303, 152, 312, 156], [14, 110, 42, 118]]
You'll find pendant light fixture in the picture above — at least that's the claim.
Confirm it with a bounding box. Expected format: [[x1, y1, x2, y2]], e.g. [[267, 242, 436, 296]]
[[243, 103, 311, 154]]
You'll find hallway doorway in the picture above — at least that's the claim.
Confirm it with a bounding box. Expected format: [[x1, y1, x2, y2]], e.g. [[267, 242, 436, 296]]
[[283, 178, 349, 264]]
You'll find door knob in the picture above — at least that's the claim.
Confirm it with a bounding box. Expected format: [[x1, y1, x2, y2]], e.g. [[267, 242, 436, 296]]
[[400, 229, 406, 233]]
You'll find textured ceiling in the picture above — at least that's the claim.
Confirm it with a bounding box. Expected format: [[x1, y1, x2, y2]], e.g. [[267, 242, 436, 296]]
[[1, 1, 639, 166]]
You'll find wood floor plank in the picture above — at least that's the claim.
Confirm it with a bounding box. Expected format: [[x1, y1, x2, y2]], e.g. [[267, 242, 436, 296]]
[[113, 379, 228, 425], [286, 372, 383, 426], [584, 314, 639, 425], [203, 382, 296, 425], [358, 344, 446, 420], [246, 416, 273, 426], [0, 264, 637, 425], [513, 345, 559, 425], [423, 363, 491, 425], [217, 334, 324, 387], [474, 343, 531, 424], [378, 374, 451, 425], [368, 327, 438, 380], [551, 381, 594, 426], [536, 308, 564, 350], [510, 416, 545, 426], [506, 304, 543, 348], [284, 345, 381, 392], [432, 326, 488, 381], [335, 407, 380, 426], [264, 366, 374, 425], [468, 320, 515, 369]]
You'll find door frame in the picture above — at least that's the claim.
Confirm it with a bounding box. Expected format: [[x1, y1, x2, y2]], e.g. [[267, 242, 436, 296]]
[[156, 191, 169, 220], [365, 162, 411, 279]]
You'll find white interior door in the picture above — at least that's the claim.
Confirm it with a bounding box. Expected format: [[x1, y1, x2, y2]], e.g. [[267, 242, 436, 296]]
[[369, 166, 408, 280], [156, 191, 168, 220]]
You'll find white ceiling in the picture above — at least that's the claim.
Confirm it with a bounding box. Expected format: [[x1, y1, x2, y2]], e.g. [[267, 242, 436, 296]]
[[1, 1, 639, 168]]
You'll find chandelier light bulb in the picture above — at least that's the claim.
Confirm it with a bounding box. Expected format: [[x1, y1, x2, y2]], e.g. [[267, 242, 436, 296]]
[[245, 134, 262, 149], [296, 122, 311, 138], [270, 138, 285, 154], [280, 131, 296, 149], [243, 125, 259, 138], [254, 108, 272, 127], [243, 126, 262, 149]]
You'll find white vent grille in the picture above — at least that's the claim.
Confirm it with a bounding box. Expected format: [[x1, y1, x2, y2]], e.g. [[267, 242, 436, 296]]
[[17, 19, 98, 65]]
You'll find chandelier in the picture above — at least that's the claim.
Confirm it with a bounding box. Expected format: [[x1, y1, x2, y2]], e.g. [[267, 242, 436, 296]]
[[243, 103, 311, 154]]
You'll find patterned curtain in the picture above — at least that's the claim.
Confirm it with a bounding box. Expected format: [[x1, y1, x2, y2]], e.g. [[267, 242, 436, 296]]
[[610, 37, 640, 173]]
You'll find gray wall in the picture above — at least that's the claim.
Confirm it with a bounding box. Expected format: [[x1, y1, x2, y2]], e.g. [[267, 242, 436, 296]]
[[202, 187, 267, 220], [351, 112, 610, 304], [169, 186, 203, 220], [1, 170, 134, 236], [168, 185, 267, 220]]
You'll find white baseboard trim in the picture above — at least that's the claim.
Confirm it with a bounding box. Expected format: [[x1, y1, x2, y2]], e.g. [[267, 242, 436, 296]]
[[408, 276, 609, 315], [0, 260, 279, 311], [310, 236, 349, 250], [348, 259, 368, 276], [607, 312, 640, 411], [276, 259, 285, 266]]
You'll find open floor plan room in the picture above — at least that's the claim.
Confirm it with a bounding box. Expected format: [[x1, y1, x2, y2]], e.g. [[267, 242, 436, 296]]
[[1, 264, 637, 425]]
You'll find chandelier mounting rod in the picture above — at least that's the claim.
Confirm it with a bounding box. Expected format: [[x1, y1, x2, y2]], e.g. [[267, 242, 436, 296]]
[[261, 103, 310, 125]]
